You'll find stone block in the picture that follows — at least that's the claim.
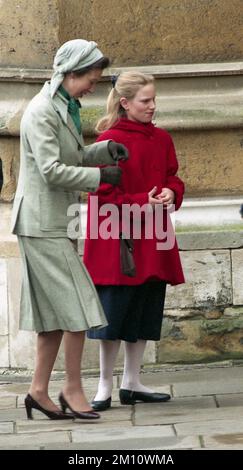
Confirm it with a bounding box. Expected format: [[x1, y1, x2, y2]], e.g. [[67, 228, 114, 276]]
[[158, 316, 243, 363], [9, 331, 35, 369], [0, 430, 70, 449], [71, 424, 174, 446], [0, 137, 20, 202], [175, 417, 243, 437], [172, 372, 243, 397], [172, 128, 243, 197], [7, 258, 21, 336], [0, 81, 42, 138], [0, 336, 9, 367], [203, 434, 243, 449], [7, 257, 35, 369], [165, 250, 232, 309], [0, 259, 8, 334], [0, 204, 20, 258], [59, 0, 243, 66], [0, 0, 59, 68], [0, 422, 14, 434], [224, 306, 243, 317], [177, 230, 243, 251], [0, 396, 17, 410], [216, 393, 243, 407], [143, 340, 156, 364], [232, 249, 243, 305]]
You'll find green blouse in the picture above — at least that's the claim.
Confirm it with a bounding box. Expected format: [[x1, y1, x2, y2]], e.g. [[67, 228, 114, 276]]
[[59, 85, 82, 134]]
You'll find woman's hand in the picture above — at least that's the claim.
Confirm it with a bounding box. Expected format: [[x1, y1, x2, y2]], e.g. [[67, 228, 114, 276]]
[[156, 187, 175, 205]]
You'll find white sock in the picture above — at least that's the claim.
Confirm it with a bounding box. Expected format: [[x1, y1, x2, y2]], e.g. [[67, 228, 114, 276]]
[[121, 340, 154, 393], [94, 339, 121, 401]]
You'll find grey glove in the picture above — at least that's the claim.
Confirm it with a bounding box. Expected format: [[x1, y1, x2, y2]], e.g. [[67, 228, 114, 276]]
[[82, 141, 128, 167], [100, 166, 122, 185], [108, 141, 129, 161]]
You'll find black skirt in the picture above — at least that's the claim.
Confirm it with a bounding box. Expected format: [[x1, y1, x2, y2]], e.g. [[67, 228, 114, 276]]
[[87, 281, 166, 342]]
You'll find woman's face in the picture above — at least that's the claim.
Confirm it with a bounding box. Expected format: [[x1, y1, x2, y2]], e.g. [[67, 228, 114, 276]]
[[65, 69, 103, 98], [120, 83, 156, 123]]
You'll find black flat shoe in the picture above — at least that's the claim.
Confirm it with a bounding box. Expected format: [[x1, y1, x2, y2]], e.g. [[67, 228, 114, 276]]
[[24, 394, 74, 420], [58, 392, 100, 419], [119, 389, 171, 405], [91, 397, 111, 411]]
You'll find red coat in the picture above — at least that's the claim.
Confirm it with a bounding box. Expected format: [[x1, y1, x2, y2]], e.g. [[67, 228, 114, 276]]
[[84, 118, 185, 286]]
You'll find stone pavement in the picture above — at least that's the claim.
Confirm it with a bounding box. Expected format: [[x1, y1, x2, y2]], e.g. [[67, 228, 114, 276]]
[[0, 362, 243, 450]]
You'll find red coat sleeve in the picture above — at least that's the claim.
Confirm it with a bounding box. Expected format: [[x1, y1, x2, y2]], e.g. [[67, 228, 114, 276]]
[[165, 139, 185, 210], [94, 183, 148, 208], [94, 131, 148, 209]]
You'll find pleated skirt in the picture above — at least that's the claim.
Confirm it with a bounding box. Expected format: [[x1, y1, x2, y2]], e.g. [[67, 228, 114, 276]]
[[18, 236, 108, 333], [87, 281, 166, 342]]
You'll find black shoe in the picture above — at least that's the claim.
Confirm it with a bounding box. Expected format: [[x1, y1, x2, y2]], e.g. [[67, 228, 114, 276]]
[[119, 389, 171, 405], [24, 394, 74, 420], [91, 397, 111, 411], [58, 392, 100, 419]]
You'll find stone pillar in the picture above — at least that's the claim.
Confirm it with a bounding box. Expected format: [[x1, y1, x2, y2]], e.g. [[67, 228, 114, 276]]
[[0, 0, 59, 69], [0, 0, 59, 203]]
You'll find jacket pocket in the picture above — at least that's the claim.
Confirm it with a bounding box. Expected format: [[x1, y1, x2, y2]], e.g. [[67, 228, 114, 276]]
[[39, 192, 79, 231]]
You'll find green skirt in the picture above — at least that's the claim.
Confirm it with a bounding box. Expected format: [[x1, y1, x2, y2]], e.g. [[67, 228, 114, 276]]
[[18, 236, 108, 333]]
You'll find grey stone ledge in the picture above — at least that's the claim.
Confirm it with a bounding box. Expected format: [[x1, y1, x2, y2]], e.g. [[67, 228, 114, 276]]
[[1, 229, 243, 258], [1, 62, 243, 82], [177, 230, 243, 250], [1, 62, 243, 136]]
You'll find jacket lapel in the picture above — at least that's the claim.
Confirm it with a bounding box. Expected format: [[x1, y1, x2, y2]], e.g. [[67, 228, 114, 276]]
[[66, 114, 84, 147], [52, 90, 84, 147]]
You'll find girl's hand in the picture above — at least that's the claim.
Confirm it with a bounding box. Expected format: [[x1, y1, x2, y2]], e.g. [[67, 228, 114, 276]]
[[148, 186, 163, 207], [156, 188, 175, 205]]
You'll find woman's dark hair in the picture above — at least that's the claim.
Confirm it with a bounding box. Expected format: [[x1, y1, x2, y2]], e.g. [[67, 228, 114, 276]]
[[72, 57, 110, 76]]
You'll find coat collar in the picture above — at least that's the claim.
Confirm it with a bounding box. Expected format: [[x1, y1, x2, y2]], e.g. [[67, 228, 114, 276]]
[[112, 117, 155, 137], [41, 82, 83, 146]]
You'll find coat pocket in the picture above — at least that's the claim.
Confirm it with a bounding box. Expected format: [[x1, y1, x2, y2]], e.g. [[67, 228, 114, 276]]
[[39, 192, 79, 231]]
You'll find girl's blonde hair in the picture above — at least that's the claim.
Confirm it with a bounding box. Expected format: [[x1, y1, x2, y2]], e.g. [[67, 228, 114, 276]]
[[96, 71, 154, 133]]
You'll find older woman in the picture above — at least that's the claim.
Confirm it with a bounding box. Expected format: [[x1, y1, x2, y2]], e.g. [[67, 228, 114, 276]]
[[11, 39, 128, 420]]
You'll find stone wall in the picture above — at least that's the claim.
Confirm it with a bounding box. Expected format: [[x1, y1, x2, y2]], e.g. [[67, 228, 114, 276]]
[[10, 0, 243, 69], [0, 0, 59, 68], [59, 0, 243, 65], [1, 202, 243, 369], [2, 63, 243, 201], [173, 128, 243, 197], [162, 234, 243, 363]]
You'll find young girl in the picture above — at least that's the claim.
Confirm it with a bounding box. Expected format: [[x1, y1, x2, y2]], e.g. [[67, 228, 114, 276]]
[[84, 71, 185, 410]]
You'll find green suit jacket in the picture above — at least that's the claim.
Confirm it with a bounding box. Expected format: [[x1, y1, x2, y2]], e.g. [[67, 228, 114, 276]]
[[11, 82, 110, 237]]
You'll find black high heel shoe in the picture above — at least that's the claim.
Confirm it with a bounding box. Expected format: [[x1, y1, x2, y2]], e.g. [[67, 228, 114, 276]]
[[58, 392, 100, 419], [91, 396, 111, 411], [24, 394, 74, 420], [119, 389, 171, 405]]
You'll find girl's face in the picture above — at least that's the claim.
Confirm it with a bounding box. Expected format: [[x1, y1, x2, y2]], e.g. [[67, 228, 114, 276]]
[[120, 83, 156, 123], [64, 69, 103, 98]]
